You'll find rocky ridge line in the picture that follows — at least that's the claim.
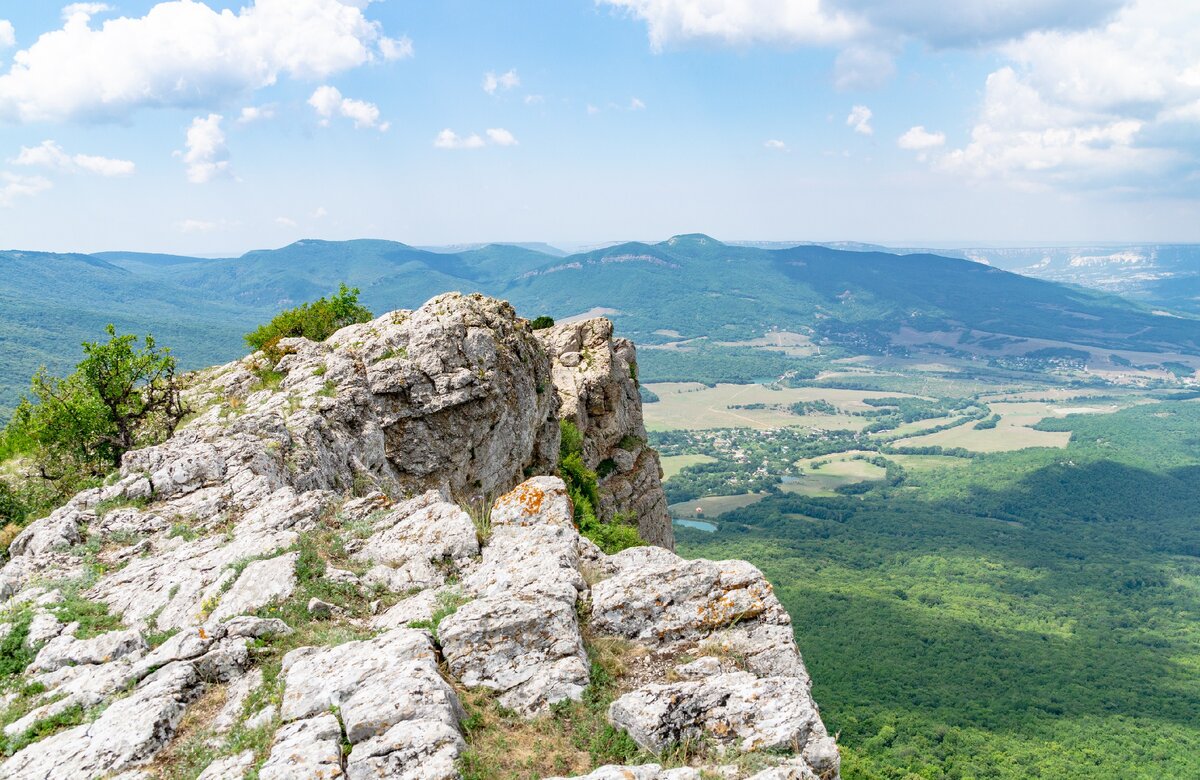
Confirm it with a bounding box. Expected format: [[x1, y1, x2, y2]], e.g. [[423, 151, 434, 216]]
[[0, 293, 837, 779]]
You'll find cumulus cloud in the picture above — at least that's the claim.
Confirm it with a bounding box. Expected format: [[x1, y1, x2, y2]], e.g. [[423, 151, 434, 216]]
[[486, 128, 518, 146], [62, 4, 112, 20], [308, 85, 386, 130], [483, 68, 520, 95], [846, 105, 873, 134], [629, 97, 647, 110], [935, 0, 1200, 190], [435, 128, 518, 150], [180, 114, 230, 184], [0, 0, 406, 123], [379, 35, 413, 60], [600, 0, 1124, 51], [13, 139, 134, 176], [764, 139, 788, 150], [238, 105, 275, 124], [0, 172, 52, 207], [275, 216, 297, 227], [524, 94, 544, 105], [599, 0, 858, 50], [897, 126, 945, 150], [0, 20, 14, 49]]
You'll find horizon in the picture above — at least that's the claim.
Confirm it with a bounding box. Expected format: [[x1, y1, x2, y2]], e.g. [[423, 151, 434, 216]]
[[17, 233, 1200, 260]]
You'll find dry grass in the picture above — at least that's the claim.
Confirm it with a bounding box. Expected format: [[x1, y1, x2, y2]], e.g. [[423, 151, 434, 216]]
[[454, 634, 650, 779], [148, 684, 228, 779]]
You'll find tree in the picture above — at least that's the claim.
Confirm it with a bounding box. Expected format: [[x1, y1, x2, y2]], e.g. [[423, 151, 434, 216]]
[[5, 325, 185, 483], [245, 283, 373, 359]]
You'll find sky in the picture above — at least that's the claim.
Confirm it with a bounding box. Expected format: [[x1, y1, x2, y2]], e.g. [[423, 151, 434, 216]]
[[0, 0, 1197, 255]]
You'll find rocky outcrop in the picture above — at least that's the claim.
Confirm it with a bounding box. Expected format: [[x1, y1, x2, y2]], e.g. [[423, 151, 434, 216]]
[[0, 293, 835, 779], [539, 318, 673, 549]]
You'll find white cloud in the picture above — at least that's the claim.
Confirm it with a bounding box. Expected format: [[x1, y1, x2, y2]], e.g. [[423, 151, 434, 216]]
[[764, 139, 788, 150], [599, 0, 859, 51], [176, 218, 217, 233], [308, 85, 385, 130], [181, 114, 230, 184], [629, 97, 646, 110], [13, 139, 135, 176], [846, 104, 873, 134], [0, 0, 406, 123], [312, 206, 328, 218], [0, 20, 14, 49], [936, 0, 1200, 191], [379, 35, 413, 61], [62, 4, 112, 20], [434, 129, 486, 150], [0, 172, 51, 207], [483, 68, 520, 95], [238, 104, 275, 123], [601, 0, 1123, 51], [486, 128, 518, 146], [586, 104, 600, 115], [897, 126, 945, 150], [524, 94, 544, 105], [275, 216, 297, 227]]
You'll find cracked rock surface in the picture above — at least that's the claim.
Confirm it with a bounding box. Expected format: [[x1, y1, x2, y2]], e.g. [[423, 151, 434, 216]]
[[0, 294, 834, 779]]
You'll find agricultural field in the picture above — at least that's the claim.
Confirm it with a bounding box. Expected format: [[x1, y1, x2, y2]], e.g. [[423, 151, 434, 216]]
[[668, 492, 767, 519], [649, 347, 1200, 780], [642, 381, 914, 431], [659, 453, 716, 480], [894, 400, 1126, 452]]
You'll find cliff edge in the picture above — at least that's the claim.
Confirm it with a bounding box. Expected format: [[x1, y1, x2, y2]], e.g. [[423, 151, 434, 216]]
[[0, 293, 836, 779]]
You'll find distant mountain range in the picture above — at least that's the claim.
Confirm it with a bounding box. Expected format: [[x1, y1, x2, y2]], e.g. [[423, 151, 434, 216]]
[[756, 241, 1200, 315], [3, 234, 1199, 416]]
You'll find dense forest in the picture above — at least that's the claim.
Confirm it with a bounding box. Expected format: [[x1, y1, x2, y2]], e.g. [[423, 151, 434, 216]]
[[675, 401, 1200, 778]]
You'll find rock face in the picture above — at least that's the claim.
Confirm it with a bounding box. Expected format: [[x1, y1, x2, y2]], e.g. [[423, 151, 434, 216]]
[[539, 318, 673, 549], [0, 293, 836, 779]]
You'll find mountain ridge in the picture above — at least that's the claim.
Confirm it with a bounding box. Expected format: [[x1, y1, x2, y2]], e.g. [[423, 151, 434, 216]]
[[2, 235, 1198, 417]]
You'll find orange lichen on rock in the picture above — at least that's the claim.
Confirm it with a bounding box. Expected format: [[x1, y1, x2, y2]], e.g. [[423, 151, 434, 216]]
[[495, 481, 547, 518]]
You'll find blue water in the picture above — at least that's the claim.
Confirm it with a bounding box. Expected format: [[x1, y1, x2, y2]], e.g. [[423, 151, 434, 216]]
[[675, 519, 717, 533]]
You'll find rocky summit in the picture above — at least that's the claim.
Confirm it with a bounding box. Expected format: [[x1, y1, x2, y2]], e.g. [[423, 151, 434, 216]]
[[0, 293, 837, 779]]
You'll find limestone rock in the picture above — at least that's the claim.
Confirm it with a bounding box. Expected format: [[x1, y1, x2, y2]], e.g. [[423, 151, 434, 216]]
[[259, 712, 344, 780], [608, 672, 830, 755], [277, 628, 464, 766], [589, 546, 789, 644], [209, 552, 299, 622], [2, 661, 200, 779], [346, 719, 464, 780], [538, 318, 672, 549], [196, 750, 257, 780], [440, 478, 589, 714], [548, 767, 701, 780], [29, 627, 147, 673], [439, 594, 589, 714]]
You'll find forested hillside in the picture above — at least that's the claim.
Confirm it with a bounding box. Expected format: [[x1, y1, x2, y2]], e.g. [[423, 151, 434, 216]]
[[4, 236, 1198, 418]]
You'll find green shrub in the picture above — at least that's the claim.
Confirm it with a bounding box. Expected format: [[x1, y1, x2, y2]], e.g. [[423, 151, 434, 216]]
[[0, 612, 34, 678], [244, 283, 373, 360], [559, 420, 643, 554], [529, 315, 555, 330], [2, 326, 185, 520]]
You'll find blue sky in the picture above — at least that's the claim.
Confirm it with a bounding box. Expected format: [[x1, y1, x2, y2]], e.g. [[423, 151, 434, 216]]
[[0, 0, 1196, 254]]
